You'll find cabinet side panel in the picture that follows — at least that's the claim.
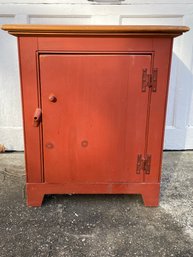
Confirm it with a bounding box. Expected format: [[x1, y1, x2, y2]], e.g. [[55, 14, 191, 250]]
[[18, 37, 42, 183], [145, 38, 173, 183]]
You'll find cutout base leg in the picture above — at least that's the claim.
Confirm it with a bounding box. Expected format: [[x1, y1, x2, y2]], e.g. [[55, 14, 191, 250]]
[[142, 191, 160, 207], [26, 185, 44, 207]]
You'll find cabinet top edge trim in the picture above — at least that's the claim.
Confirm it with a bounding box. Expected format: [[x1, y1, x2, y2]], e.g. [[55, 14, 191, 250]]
[[1, 24, 189, 37]]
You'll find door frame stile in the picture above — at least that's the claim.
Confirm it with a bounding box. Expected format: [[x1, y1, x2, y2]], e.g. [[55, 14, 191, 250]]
[[36, 51, 45, 183], [143, 51, 155, 181]]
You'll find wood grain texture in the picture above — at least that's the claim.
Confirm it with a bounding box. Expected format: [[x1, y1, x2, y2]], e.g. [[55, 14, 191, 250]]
[[1, 24, 189, 37]]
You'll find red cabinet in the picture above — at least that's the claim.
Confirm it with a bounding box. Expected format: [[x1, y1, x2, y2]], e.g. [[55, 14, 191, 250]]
[[2, 25, 189, 206]]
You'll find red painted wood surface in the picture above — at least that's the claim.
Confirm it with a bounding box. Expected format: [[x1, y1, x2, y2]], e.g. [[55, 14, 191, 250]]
[[18, 37, 43, 183], [26, 182, 160, 207], [40, 54, 151, 184], [145, 38, 173, 183], [38, 37, 153, 52], [15, 32, 177, 207]]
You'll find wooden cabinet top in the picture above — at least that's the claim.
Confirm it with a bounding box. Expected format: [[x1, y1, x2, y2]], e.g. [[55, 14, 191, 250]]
[[1, 24, 189, 37]]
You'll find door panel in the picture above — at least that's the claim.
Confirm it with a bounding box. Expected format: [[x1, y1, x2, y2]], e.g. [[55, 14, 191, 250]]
[[39, 54, 151, 183]]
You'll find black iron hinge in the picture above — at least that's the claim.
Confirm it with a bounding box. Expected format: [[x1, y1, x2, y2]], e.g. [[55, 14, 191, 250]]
[[142, 68, 158, 92], [136, 154, 151, 174]]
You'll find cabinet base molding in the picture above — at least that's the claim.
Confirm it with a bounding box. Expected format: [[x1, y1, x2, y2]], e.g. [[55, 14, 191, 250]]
[[26, 182, 160, 207]]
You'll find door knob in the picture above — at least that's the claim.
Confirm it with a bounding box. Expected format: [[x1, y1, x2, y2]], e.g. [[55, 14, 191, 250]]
[[33, 108, 42, 127], [49, 94, 57, 103]]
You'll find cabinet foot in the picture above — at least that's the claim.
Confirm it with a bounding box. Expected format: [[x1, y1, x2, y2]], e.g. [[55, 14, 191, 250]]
[[142, 191, 160, 207], [26, 186, 44, 207]]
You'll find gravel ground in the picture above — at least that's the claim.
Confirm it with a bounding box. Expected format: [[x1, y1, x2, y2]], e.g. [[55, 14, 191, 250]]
[[0, 151, 193, 257]]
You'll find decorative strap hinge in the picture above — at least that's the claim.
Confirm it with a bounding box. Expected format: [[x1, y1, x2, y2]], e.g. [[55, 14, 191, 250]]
[[142, 68, 158, 92], [136, 154, 151, 174]]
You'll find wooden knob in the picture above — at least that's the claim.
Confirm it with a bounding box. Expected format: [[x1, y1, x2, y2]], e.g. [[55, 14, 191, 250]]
[[49, 94, 57, 103]]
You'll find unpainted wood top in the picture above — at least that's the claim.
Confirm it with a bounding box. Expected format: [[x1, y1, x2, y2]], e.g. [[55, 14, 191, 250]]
[[1, 24, 189, 37]]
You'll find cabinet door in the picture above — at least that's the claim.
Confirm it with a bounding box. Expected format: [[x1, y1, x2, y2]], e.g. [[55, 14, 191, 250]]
[[39, 54, 151, 183]]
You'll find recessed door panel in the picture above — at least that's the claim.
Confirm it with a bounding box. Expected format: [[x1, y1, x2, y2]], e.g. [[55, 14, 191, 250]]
[[39, 54, 151, 183]]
